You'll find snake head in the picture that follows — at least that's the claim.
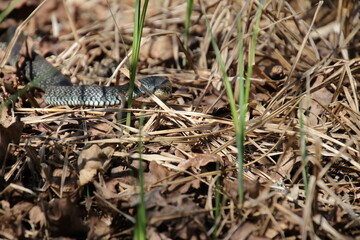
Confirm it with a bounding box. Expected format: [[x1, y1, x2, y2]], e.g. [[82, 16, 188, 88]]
[[138, 76, 172, 100], [153, 77, 172, 100]]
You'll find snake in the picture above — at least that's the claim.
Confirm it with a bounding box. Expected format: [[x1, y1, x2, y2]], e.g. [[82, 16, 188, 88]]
[[2, 27, 172, 106]]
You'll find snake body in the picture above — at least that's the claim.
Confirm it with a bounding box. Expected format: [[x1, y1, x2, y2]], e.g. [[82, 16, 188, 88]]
[[3, 28, 171, 106]]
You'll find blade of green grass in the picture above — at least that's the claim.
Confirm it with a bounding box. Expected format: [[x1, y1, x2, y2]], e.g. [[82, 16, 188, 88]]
[[236, 14, 246, 206], [0, 0, 21, 23], [299, 102, 309, 197], [134, 108, 147, 240], [201, 0, 264, 206], [213, 168, 221, 240], [126, 0, 149, 128], [197, 7, 248, 237], [184, 0, 193, 49], [237, 0, 264, 205], [244, 0, 264, 102], [183, 0, 194, 66], [200, 3, 242, 210], [132, 1, 149, 237], [199, 4, 237, 233]]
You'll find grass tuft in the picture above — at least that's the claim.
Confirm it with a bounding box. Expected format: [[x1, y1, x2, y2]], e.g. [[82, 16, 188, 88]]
[[126, 0, 150, 127]]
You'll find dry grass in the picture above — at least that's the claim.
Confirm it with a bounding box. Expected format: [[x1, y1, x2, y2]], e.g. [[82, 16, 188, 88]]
[[0, 0, 359, 239]]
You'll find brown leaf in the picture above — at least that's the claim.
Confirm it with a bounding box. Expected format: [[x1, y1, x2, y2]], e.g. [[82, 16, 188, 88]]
[[309, 75, 332, 126], [230, 222, 258, 240], [147, 227, 170, 240], [29, 205, 46, 228], [87, 216, 111, 240], [89, 122, 114, 136], [93, 180, 120, 200], [44, 198, 88, 238], [144, 161, 174, 188], [202, 94, 228, 111], [224, 178, 261, 201], [140, 36, 174, 64], [51, 166, 78, 194], [145, 188, 168, 209], [78, 144, 108, 186], [178, 153, 222, 170], [11, 201, 33, 217], [147, 191, 207, 239]]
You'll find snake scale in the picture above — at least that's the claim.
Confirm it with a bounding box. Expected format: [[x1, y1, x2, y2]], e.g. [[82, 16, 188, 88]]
[[2, 27, 172, 106]]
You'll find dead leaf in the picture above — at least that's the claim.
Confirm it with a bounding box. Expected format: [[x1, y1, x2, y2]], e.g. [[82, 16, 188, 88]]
[[144, 161, 174, 188], [178, 153, 222, 170], [140, 36, 174, 64], [202, 94, 228, 111], [89, 122, 114, 136], [29, 205, 46, 228], [147, 227, 171, 240], [309, 75, 332, 126], [93, 180, 120, 200], [51, 166, 78, 194], [10, 201, 33, 217], [224, 178, 261, 201], [87, 216, 111, 240], [145, 188, 168, 209], [78, 144, 108, 186], [146, 191, 207, 239], [44, 198, 88, 237], [230, 222, 258, 240]]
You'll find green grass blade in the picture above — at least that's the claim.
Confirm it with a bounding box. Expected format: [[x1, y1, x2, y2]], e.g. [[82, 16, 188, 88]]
[[237, 0, 264, 205], [183, 0, 194, 66], [200, 2, 241, 213], [131, 1, 149, 237], [134, 108, 147, 240], [202, 19, 239, 134], [126, 0, 149, 127], [245, 0, 264, 102], [213, 168, 221, 240], [236, 13, 245, 205], [184, 0, 193, 49], [0, 0, 21, 23], [299, 102, 309, 197]]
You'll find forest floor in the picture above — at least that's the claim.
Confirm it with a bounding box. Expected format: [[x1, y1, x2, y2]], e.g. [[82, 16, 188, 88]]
[[0, 0, 359, 239]]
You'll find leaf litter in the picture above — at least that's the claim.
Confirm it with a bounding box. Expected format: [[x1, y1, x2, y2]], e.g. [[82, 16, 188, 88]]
[[0, 0, 359, 239]]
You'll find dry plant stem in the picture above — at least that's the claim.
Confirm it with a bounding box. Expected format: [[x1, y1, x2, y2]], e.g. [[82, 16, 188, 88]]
[[212, 58, 359, 154], [59, 146, 70, 198], [61, 0, 80, 42], [268, 1, 324, 109], [301, 175, 316, 240], [94, 191, 135, 223], [0, 0, 49, 68], [344, 63, 359, 111], [106, 0, 123, 60], [0, 183, 37, 196]]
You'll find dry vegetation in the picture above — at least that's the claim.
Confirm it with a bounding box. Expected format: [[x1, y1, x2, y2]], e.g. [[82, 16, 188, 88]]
[[0, 0, 359, 239]]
